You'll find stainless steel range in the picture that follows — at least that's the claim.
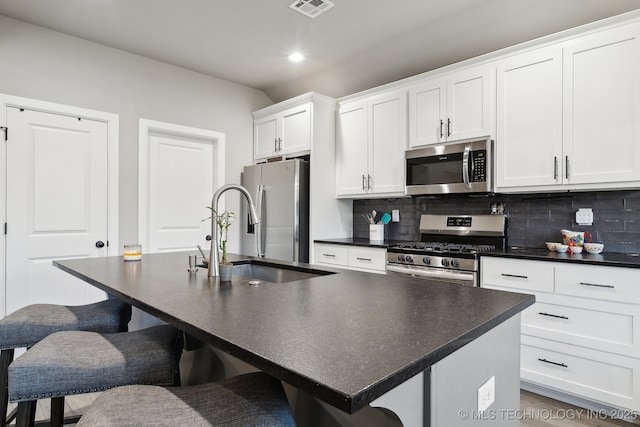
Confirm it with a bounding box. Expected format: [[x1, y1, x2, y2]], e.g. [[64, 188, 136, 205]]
[[386, 214, 506, 286]]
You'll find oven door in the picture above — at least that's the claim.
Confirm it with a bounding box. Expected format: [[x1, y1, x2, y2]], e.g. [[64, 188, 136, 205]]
[[386, 264, 477, 286]]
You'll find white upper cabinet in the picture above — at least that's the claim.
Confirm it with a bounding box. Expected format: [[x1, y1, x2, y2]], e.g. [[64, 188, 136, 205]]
[[496, 22, 640, 192], [254, 102, 311, 161], [495, 47, 563, 189], [563, 22, 640, 186], [336, 90, 407, 198], [408, 65, 492, 148], [336, 99, 368, 195]]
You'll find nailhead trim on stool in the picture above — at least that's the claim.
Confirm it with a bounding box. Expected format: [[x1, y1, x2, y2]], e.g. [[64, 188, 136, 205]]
[[8, 324, 182, 427], [76, 372, 296, 427], [0, 299, 131, 426]]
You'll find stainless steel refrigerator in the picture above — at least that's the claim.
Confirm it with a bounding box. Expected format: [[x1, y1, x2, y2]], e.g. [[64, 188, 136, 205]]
[[240, 159, 309, 263]]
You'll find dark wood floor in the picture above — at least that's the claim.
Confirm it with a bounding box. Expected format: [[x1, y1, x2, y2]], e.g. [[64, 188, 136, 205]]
[[10, 390, 639, 426], [521, 390, 639, 427]]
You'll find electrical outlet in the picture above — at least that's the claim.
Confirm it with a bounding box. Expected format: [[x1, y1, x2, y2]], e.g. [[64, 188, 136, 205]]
[[477, 376, 495, 413], [392, 209, 400, 222], [576, 208, 593, 226]]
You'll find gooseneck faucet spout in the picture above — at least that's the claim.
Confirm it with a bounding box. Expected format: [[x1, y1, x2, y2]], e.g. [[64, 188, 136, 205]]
[[208, 184, 260, 277]]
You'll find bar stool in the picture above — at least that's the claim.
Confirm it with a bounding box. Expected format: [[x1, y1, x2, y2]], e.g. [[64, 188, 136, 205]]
[[76, 372, 296, 426], [0, 299, 131, 425], [8, 324, 183, 427]]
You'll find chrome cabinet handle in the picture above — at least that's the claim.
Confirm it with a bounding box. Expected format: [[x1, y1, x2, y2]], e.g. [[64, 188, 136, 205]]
[[501, 273, 528, 279], [565, 156, 569, 179], [538, 312, 569, 320], [278, 137, 282, 152], [538, 358, 568, 368], [439, 120, 444, 138], [553, 156, 558, 180], [356, 257, 372, 262], [362, 174, 366, 191], [322, 253, 336, 258], [447, 118, 452, 137], [579, 282, 614, 289], [367, 174, 372, 190]]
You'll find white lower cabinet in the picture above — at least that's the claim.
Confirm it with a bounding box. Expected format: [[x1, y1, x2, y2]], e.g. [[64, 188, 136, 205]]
[[481, 257, 640, 412], [314, 243, 386, 273]]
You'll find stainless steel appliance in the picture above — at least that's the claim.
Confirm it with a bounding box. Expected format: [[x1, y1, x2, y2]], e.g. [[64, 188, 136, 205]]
[[405, 136, 493, 196], [240, 159, 309, 263], [386, 214, 506, 286]]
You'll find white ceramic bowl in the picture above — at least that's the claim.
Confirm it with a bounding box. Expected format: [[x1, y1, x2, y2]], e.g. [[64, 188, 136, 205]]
[[570, 246, 583, 254], [546, 242, 557, 251], [584, 242, 604, 254], [555, 244, 569, 253]]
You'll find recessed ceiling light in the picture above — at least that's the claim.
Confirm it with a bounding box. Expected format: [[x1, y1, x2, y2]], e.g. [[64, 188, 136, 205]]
[[288, 52, 305, 62]]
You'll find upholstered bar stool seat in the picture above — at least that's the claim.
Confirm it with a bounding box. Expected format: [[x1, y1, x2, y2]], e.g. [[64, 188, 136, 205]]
[[0, 299, 131, 426], [0, 299, 131, 351], [8, 324, 183, 427], [77, 372, 296, 427]]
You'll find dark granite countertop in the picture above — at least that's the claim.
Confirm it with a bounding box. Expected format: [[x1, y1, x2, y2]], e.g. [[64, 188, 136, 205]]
[[314, 237, 404, 248], [315, 238, 640, 269], [481, 247, 640, 269], [54, 252, 533, 413]]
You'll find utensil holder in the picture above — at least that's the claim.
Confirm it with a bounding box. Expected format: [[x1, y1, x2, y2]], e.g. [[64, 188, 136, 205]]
[[369, 224, 384, 242]]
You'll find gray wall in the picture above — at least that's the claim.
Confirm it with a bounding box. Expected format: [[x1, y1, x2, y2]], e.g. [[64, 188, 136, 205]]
[[354, 190, 640, 253], [0, 15, 273, 250]]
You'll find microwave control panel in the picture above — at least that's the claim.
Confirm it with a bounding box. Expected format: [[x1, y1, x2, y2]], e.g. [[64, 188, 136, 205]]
[[471, 150, 487, 182]]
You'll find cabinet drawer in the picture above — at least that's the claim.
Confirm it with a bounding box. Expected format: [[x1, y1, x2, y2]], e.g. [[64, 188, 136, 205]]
[[314, 244, 348, 266], [555, 264, 640, 303], [522, 299, 637, 356], [481, 257, 554, 293], [521, 337, 639, 410], [348, 247, 386, 272]]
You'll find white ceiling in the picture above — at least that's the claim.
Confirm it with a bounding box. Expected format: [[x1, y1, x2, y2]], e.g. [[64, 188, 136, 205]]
[[1, 0, 640, 103]]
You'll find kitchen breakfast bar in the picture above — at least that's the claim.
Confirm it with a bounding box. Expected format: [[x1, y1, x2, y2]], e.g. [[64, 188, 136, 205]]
[[54, 252, 534, 427]]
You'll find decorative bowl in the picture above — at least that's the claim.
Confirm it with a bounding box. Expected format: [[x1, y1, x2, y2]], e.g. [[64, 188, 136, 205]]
[[546, 242, 557, 251], [569, 246, 583, 254], [555, 244, 569, 253], [561, 229, 592, 247], [584, 242, 604, 254]]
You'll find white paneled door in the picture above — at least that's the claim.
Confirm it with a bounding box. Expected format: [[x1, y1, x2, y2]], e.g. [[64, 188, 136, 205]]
[[5, 107, 108, 314], [138, 119, 225, 254]]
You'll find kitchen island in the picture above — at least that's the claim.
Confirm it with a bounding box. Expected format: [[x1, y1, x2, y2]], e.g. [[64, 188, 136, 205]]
[[54, 252, 534, 426]]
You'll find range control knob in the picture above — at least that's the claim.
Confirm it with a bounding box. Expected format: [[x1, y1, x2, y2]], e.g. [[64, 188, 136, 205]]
[[405, 255, 414, 263], [451, 260, 460, 268], [422, 257, 431, 265], [441, 259, 450, 267], [397, 255, 405, 262]]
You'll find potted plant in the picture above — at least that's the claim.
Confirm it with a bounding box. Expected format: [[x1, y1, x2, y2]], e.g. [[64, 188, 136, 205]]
[[206, 207, 235, 281]]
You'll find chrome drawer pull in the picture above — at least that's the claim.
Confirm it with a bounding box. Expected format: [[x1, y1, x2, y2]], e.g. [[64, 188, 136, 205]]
[[579, 282, 614, 289], [356, 257, 372, 262], [538, 312, 569, 320], [501, 273, 528, 279], [538, 358, 568, 368], [322, 253, 336, 258]]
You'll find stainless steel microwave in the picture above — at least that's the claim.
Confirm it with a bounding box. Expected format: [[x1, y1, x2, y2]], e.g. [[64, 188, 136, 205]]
[[405, 137, 493, 195]]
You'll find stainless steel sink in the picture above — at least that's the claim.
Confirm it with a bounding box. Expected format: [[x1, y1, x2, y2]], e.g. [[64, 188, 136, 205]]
[[232, 261, 334, 284]]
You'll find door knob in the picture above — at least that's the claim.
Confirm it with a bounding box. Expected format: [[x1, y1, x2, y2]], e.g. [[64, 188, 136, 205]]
[[206, 235, 212, 241], [95, 241, 105, 248]]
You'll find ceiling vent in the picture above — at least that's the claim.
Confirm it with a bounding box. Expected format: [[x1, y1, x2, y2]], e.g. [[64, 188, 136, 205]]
[[289, 0, 335, 19]]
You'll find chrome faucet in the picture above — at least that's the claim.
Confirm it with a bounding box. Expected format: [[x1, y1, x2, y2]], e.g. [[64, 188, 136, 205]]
[[208, 184, 260, 277]]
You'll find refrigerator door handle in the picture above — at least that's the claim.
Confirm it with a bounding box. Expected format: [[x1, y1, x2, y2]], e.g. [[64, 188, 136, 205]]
[[256, 184, 265, 257]]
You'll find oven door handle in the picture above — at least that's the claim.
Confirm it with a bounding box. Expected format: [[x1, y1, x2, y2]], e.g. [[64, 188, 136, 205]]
[[462, 144, 471, 189], [386, 264, 475, 282]]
